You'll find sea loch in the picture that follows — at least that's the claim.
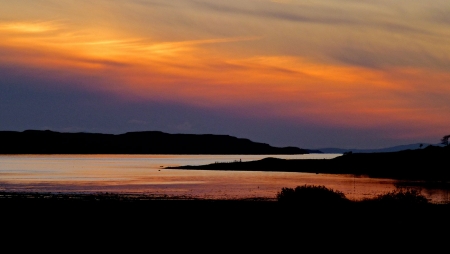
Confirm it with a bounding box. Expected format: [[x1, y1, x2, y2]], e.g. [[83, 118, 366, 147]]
[[0, 154, 448, 203]]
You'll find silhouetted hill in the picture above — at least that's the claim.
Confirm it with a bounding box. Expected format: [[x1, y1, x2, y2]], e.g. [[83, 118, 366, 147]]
[[318, 143, 439, 153], [0, 130, 309, 154], [168, 145, 450, 181]]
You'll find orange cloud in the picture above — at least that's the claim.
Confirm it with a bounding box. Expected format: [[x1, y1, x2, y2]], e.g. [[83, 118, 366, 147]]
[[1, 19, 449, 140]]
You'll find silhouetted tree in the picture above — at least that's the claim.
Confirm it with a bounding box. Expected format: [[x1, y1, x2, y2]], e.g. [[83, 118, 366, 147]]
[[441, 135, 450, 146]]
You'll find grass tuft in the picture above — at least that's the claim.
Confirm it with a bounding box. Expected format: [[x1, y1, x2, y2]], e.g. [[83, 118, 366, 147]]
[[277, 185, 432, 206], [364, 188, 429, 205], [276, 185, 348, 204]]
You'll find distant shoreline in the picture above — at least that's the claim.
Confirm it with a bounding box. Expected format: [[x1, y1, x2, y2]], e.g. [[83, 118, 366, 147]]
[[0, 130, 314, 154]]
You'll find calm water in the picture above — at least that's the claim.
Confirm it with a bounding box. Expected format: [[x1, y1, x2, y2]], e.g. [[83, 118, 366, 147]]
[[0, 154, 448, 203]]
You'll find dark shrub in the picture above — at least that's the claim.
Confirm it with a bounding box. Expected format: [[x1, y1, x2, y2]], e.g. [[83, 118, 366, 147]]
[[369, 188, 429, 205], [276, 185, 348, 204]]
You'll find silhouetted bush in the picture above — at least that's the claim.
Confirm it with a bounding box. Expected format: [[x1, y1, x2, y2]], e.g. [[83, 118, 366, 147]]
[[365, 188, 429, 205], [276, 185, 348, 204]]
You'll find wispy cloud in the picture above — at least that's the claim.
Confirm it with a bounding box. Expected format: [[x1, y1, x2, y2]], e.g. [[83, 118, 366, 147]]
[[190, 0, 351, 25], [1, 0, 450, 145], [0, 21, 61, 33]]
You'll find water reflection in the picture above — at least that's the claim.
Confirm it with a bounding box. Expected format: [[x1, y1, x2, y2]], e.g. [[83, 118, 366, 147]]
[[0, 155, 448, 203]]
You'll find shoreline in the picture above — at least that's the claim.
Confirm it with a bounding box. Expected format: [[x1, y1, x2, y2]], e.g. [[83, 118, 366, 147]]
[[0, 191, 277, 202], [167, 146, 450, 181], [1, 190, 449, 205], [3, 190, 450, 238]]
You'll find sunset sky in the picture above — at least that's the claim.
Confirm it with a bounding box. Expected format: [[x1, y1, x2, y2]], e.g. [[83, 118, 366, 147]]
[[1, 0, 449, 149]]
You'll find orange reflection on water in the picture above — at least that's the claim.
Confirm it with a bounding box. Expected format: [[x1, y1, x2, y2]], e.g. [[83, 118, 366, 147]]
[[0, 155, 448, 203]]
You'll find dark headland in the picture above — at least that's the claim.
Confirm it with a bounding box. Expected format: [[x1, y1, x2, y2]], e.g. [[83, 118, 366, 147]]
[[168, 145, 450, 182], [0, 130, 314, 154]]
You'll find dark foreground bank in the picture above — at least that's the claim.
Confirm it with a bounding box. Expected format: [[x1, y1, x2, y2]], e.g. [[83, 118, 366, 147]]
[[2, 191, 449, 221], [2, 191, 449, 250]]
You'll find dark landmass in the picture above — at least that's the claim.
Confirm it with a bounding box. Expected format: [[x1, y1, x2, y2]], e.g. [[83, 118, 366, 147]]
[[2, 191, 449, 246], [2, 191, 449, 221], [319, 143, 439, 154], [0, 130, 310, 154], [1, 191, 448, 212], [168, 145, 450, 181]]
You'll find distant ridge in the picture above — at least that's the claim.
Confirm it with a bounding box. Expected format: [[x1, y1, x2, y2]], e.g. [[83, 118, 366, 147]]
[[0, 130, 309, 155], [318, 143, 440, 154]]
